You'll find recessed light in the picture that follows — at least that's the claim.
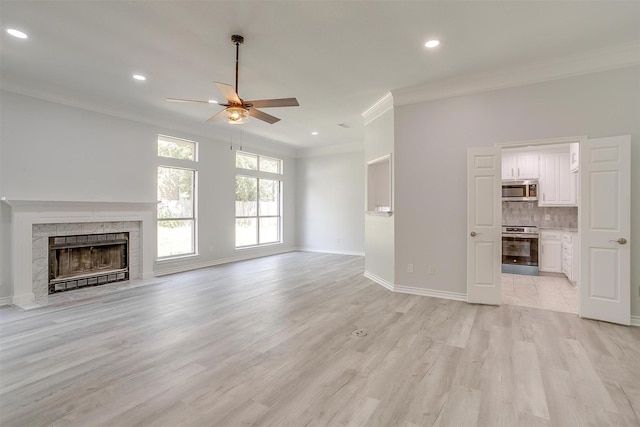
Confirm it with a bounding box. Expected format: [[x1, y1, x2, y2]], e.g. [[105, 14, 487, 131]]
[[133, 74, 146, 81], [311, 131, 318, 135], [7, 28, 28, 39], [208, 99, 218, 104], [425, 40, 440, 48]]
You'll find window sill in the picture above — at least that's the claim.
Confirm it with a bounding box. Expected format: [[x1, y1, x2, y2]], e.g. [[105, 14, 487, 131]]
[[156, 253, 200, 263], [235, 242, 283, 251], [366, 211, 393, 216]]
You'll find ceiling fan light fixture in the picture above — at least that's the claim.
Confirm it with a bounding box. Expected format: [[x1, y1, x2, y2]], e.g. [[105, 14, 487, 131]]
[[227, 106, 248, 124]]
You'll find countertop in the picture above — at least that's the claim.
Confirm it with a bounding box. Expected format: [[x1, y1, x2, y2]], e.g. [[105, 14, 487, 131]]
[[539, 227, 578, 232]]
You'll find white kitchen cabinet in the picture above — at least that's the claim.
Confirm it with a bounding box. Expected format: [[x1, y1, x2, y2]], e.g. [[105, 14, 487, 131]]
[[569, 142, 579, 172], [538, 152, 577, 206], [502, 153, 539, 180], [562, 231, 579, 283], [540, 230, 563, 273]]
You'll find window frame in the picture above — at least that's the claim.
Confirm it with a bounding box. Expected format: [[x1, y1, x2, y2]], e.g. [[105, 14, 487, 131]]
[[156, 135, 198, 260], [235, 151, 283, 249]]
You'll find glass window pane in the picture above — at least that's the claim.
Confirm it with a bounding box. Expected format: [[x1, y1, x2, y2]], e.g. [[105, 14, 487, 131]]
[[259, 179, 279, 216], [236, 218, 257, 247], [259, 156, 281, 174], [236, 152, 258, 170], [158, 167, 194, 219], [235, 176, 257, 216], [158, 136, 195, 161], [158, 220, 194, 257], [259, 218, 279, 244]]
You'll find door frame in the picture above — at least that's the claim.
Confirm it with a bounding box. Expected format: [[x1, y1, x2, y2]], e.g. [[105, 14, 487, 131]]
[[493, 135, 586, 315]]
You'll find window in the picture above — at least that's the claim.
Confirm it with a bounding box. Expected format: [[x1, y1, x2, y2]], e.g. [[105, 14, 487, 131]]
[[235, 151, 282, 247], [157, 135, 197, 258]]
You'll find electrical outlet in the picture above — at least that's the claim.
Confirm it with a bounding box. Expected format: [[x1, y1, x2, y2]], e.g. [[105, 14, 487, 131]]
[[407, 264, 414, 273], [428, 265, 435, 275]]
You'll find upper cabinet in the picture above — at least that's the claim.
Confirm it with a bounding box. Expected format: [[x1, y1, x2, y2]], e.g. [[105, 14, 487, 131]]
[[502, 153, 539, 180], [539, 151, 577, 206], [569, 142, 579, 172]]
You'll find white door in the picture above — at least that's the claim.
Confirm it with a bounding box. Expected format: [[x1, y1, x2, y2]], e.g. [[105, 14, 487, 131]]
[[467, 147, 502, 304], [580, 135, 631, 325]]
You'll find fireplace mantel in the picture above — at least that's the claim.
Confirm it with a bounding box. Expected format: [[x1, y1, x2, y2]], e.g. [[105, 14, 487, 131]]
[[2, 198, 157, 211], [2, 198, 156, 308]]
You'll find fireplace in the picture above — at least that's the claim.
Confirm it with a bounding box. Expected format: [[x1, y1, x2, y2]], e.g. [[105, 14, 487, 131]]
[[48, 232, 129, 294]]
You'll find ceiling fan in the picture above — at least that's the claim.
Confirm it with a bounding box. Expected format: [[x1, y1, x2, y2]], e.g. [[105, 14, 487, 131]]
[[167, 34, 299, 125]]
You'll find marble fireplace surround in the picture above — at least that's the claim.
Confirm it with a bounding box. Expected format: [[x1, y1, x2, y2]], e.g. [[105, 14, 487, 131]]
[[3, 200, 156, 308]]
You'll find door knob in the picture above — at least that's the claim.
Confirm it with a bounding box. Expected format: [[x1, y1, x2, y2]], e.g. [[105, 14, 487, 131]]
[[609, 238, 627, 245], [470, 231, 482, 237]]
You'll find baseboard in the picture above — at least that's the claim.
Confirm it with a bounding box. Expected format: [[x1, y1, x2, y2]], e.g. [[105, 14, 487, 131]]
[[631, 315, 640, 327], [297, 247, 365, 257], [154, 248, 297, 277], [0, 296, 12, 306], [393, 285, 468, 302], [363, 270, 394, 291], [363, 271, 467, 302]]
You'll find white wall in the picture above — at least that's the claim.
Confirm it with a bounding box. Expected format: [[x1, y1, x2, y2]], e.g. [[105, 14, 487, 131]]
[[296, 151, 364, 255], [393, 65, 640, 316], [0, 91, 298, 293], [364, 108, 395, 286]]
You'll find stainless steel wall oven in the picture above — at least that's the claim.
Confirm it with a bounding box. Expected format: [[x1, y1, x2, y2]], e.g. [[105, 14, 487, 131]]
[[501, 226, 539, 275]]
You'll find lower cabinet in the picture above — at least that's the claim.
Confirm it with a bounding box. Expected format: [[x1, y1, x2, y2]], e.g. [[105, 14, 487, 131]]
[[562, 231, 579, 283], [540, 230, 579, 282], [539, 230, 563, 273]]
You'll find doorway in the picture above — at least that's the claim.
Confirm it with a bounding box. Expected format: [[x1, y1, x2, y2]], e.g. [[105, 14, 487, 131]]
[[500, 141, 579, 314], [467, 135, 631, 324]]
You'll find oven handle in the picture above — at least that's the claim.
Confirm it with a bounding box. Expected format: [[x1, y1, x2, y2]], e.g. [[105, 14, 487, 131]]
[[502, 233, 539, 238]]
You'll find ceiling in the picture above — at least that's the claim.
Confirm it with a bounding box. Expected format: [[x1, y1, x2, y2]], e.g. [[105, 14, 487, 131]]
[[2, 1, 639, 152]]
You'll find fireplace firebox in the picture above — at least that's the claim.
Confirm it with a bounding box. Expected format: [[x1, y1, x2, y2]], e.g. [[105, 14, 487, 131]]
[[48, 232, 129, 294]]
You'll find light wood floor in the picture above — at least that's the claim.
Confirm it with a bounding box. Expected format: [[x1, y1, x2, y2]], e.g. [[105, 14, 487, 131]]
[[1, 252, 639, 426]]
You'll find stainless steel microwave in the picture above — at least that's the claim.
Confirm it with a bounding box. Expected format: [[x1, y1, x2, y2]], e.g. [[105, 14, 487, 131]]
[[502, 180, 538, 201]]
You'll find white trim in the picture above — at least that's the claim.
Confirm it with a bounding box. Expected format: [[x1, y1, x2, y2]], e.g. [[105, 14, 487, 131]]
[[0, 296, 12, 306], [363, 270, 468, 302], [296, 247, 365, 257], [495, 135, 587, 149], [392, 41, 640, 107], [631, 316, 640, 327], [364, 270, 394, 291], [394, 285, 468, 302], [155, 248, 298, 277], [362, 92, 393, 125]]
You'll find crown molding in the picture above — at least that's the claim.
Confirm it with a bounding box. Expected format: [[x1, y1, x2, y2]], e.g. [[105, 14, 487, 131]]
[[361, 92, 394, 125], [392, 41, 640, 107]]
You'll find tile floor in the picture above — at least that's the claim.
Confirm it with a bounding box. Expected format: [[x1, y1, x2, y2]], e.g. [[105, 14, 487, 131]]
[[501, 273, 578, 314]]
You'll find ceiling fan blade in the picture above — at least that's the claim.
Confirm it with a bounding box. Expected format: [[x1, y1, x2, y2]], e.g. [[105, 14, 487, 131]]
[[206, 110, 227, 123], [248, 108, 280, 124], [166, 98, 211, 104], [246, 98, 299, 108], [214, 82, 241, 104]]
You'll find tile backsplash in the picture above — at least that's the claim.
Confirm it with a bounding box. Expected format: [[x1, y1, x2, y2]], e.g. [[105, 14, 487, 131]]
[[502, 202, 577, 228]]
